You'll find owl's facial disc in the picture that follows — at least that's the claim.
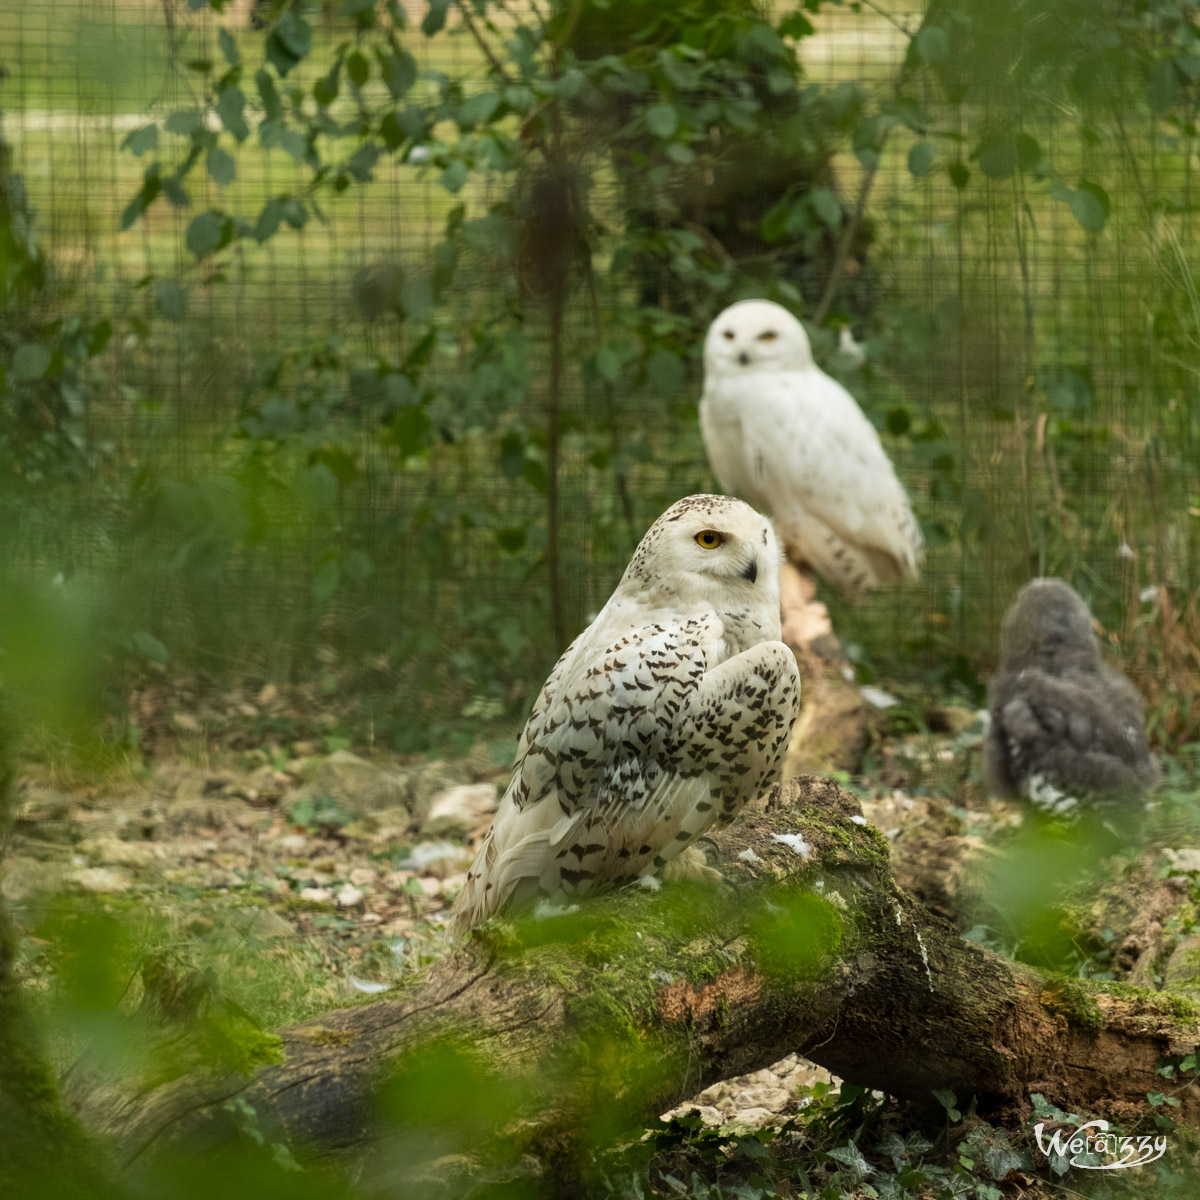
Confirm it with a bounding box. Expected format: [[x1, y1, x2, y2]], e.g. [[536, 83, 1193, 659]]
[[704, 299, 813, 375], [682, 520, 761, 586]]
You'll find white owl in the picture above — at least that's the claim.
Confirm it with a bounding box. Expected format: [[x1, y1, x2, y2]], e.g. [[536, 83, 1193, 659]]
[[453, 494, 801, 932], [699, 299, 923, 597]]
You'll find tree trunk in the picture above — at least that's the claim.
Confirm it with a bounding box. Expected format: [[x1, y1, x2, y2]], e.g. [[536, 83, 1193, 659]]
[[72, 775, 1200, 1187]]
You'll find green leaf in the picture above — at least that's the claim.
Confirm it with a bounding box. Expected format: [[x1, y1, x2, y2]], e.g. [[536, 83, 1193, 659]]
[[377, 48, 417, 97], [399, 275, 433, 321], [218, 27, 239, 67], [978, 136, 1016, 180], [440, 159, 470, 193], [165, 109, 204, 137], [267, 12, 311, 76], [347, 51, 370, 89], [496, 528, 526, 553], [947, 162, 970, 190], [647, 349, 684, 391], [122, 123, 159, 157], [779, 13, 815, 38], [595, 347, 622, 384], [1070, 186, 1104, 232], [1148, 58, 1178, 112], [523, 458, 549, 494], [1015, 133, 1042, 172], [256, 69, 282, 119], [459, 90, 500, 127], [131, 631, 169, 664], [907, 140, 934, 177], [499, 432, 524, 479], [206, 145, 236, 186], [312, 558, 341, 602], [646, 102, 679, 139], [87, 319, 113, 357], [808, 186, 841, 227], [186, 210, 229, 257], [393, 407, 431, 456], [313, 61, 341, 107], [154, 279, 187, 322], [216, 84, 250, 141], [343, 550, 374, 581], [422, 0, 450, 36], [120, 169, 162, 229], [915, 26, 950, 64], [253, 198, 285, 242], [12, 342, 51, 382]]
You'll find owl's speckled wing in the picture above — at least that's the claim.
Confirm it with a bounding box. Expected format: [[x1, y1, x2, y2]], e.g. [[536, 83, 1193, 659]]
[[701, 370, 922, 595], [453, 615, 799, 931], [985, 665, 1156, 817]]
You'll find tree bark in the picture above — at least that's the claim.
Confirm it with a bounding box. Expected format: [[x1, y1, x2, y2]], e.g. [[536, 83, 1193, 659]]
[[77, 777, 1200, 1188]]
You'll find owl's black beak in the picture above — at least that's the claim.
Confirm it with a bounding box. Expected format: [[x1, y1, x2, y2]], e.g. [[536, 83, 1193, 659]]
[[737, 351, 750, 366], [743, 557, 758, 583]]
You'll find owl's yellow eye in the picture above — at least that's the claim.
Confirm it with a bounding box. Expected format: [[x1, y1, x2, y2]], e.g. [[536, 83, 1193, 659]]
[[695, 530, 723, 549], [757, 330, 779, 342]]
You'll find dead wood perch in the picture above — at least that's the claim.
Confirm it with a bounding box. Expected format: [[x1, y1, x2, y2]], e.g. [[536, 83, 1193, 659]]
[[81, 778, 1200, 1186]]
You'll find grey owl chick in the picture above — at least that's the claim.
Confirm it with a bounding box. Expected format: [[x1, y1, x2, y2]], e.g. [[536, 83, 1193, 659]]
[[985, 578, 1157, 819], [453, 494, 802, 932]]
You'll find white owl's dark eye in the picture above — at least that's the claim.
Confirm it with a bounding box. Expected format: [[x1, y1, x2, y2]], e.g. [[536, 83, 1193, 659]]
[[695, 530, 723, 549], [757, 330, 778, 342], [722, 329, 735, 340]]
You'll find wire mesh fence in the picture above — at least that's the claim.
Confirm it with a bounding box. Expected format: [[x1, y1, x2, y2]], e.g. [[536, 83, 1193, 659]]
[[1, 0, 1197, 753]]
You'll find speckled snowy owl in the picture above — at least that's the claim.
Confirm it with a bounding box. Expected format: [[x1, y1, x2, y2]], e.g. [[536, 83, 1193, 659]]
[[985, 578, 1157, 820], [700, 299, 922, 595], [453, 495, 801, 932]]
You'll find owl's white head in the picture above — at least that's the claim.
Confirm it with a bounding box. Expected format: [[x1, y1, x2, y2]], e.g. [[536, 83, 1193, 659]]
[[703, 299, 814, 377], [620, 494, 783, 612]]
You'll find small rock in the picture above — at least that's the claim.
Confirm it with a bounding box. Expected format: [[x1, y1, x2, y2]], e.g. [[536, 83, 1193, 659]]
[[349, 866, 377, 886], [420, 783, 498, 839], [71, 867, 130, 893], [731, 1087, 791, 1114], [336, 884, 364, 907], [660, 1104, 724, 1127], [257, 683, 279, 706], [417, 877, 442, 897], [1, 857, 64, 900], [78, 837, 160, 870], [277, 834, 308, 853], [171, 712, 202, 733], [400, 840, 467, 873], [299, 886, 333, 903], [723, 1107, 778, 1130], [304, 750, 412, 815]]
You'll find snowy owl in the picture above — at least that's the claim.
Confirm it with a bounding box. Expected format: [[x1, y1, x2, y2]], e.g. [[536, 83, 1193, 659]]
[[985, 578, 1157, 820], [453, 494, 801, 932], [699, 299, 922, 596]]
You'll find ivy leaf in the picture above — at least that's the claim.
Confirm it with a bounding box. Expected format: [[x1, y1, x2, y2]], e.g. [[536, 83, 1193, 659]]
[[422, 0, 450, 36], [393, 407, 431, 456], [11, 342, 52, 382], [131, 631, 169, 664], [218, 27, 240, 67], [377, 47, 417, 97], [907, 140, 934, 178], [206, 145, 236, 186], [978, 136, 1016, 180], [122, 124, 159, 157], [347, 51, 370, 89], [120, 167, 162, 229], [915, 26, 950, 65], [1067, 181, 1109, 233], [87, 319, 113, 357], [165, 109, 204, 137], [1148, 58, 1178, 112], [647, 349, 684, 391], [646, 102, 679, 139], [154, 279, 187, 322], [213, 92, 248, 147], [186, 210, 230, 257], [808, 186, 841, 227], [440, 159, 470, 193], [459, 91, 500, 127]]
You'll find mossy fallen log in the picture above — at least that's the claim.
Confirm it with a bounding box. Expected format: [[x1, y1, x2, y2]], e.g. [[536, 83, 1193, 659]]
[[77, 777, 1200, 1187]]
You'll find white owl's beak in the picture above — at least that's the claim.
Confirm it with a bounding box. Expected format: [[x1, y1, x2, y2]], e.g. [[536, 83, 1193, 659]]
[[737, 351, 750, 366], [743, 558, 758, 584]]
